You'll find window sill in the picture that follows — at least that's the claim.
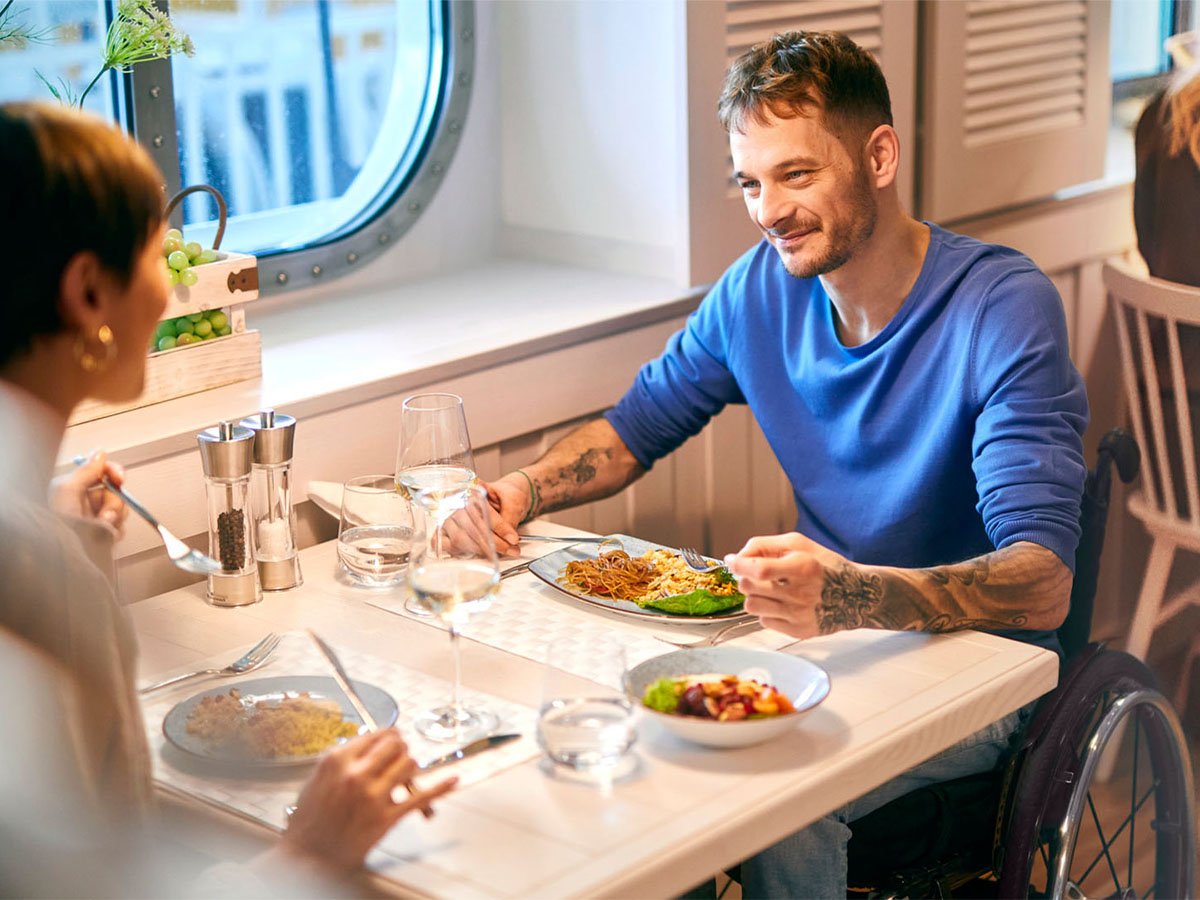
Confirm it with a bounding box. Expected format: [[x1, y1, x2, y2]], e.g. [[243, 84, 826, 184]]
[[60, 259, 703, 469]]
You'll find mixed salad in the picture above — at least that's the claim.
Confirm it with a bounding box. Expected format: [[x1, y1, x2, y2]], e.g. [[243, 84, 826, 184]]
[[641, 673, 795, 721]]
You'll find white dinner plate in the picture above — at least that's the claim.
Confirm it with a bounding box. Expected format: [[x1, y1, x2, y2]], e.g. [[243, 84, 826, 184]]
[[526, 533, 750, 625], [162, 675, 398, 767]]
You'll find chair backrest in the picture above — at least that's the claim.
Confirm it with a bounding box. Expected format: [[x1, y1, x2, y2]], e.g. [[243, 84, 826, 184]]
[[1103, 255, 1200, 529], [1058, 429, 1140, 659]]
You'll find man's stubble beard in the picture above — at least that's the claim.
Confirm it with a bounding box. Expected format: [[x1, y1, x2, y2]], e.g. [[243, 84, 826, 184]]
[[779, 167, 878, 280]]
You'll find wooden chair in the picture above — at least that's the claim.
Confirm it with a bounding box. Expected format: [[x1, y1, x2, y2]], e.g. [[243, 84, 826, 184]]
[[1105, 255, 1200, 720]]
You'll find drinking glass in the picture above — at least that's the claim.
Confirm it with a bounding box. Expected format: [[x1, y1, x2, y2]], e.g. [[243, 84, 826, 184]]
[[407, 484, 500, 742], [336, 475, 416, 587], [537, 636, 637, 773], [395, 392, 477, 615]]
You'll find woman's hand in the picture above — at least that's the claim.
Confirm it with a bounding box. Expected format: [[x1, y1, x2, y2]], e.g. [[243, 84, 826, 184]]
[[481, 474, 531, 556], [50, 450, 129, 537], [279, 728, 456, 874], [724, 532, 851, 639]]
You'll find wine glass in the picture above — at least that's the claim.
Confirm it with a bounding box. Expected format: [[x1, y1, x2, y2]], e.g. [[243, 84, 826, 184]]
[[407, 484, 500, 742], [395, 392, 477, 615]]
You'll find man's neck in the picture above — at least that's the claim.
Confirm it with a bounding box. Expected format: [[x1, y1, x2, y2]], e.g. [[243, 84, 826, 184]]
[[820, 212, 931, 348]]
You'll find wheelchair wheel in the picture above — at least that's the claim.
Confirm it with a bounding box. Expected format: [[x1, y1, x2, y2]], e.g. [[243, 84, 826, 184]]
[[997, 650, 1195, 899]]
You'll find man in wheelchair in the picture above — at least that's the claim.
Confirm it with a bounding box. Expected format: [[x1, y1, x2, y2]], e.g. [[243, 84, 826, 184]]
[[483, 26, 1194, 899]]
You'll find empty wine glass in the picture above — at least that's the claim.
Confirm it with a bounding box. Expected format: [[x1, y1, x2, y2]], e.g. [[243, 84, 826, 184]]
[[395, 392, 477, 615], [407, 484, 500, 742]]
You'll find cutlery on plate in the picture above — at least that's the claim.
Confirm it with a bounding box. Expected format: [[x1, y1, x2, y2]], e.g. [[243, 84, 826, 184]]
[[654, 618, 760, 650], [71, 455, 223, 576], [307, 630, 434, 819], [517, 535, 609, 544], [140, 633, 280, 694], [421, 732, 521, 771], [499, 559, 534, 580], [680, 546, 725, 573]]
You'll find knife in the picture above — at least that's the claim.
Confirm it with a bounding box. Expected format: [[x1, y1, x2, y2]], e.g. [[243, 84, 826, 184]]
[[307, 629, 434, 818], [421, 732, 521, 771]]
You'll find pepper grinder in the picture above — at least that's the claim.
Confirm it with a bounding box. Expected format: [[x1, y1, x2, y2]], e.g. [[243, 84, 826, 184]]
[[197, 420, 261, 607], [241, 409, 303, 591]]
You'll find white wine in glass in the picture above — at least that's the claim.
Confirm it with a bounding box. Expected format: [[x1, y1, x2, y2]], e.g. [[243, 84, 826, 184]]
[[408, 485, 500, 742]]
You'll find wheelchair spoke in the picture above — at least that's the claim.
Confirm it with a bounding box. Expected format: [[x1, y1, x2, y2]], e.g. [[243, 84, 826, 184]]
[[1086, 792, 1123, 893], [1128, 714, 1140, 889], [1076, 783, 1157, 885]]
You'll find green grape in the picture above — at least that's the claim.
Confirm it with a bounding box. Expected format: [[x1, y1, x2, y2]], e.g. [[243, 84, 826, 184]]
[[168, 268, 180, 286], [185, 241, 203, 261], [157, 335, 177, 351], [154, 320, 176, 340], [162, 237, 183, 256], [186, 312, 203, 322], [207, 310, 229, 330], [173, 317, 195, 335], [167, 250, 190, 271], [193, 318, 213, 337], [200, 330, 217, 340], [196, 249, 218, 265], [176, 333, 200, 346], [179, 268, 199, 287], [216, 325, 232, 337], [165, 228, 183, 242]]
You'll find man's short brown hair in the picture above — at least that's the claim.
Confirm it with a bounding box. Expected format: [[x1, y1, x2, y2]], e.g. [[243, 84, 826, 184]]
[[718, 31, 892, 145]]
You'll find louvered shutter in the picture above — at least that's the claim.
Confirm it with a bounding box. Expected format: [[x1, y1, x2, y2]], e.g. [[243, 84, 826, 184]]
[[684, 1, 917, 286], [920, 0, 1110, 223]]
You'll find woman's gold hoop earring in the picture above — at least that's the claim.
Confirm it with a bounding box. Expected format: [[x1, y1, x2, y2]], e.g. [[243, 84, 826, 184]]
[[74, 324, 116, 374]]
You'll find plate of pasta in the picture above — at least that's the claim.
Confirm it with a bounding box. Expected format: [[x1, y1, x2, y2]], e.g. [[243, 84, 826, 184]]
[[526, 534, 748, 623]]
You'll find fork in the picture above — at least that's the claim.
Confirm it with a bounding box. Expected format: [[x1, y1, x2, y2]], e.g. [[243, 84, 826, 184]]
[[139, 633, 281, 694], [71, 455, 223, 576], [654, 618, 761, 649], [680, 546, 725, 573]]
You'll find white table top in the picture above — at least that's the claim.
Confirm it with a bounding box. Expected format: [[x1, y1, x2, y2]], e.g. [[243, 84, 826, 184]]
[[130, 531, 1059, 899]]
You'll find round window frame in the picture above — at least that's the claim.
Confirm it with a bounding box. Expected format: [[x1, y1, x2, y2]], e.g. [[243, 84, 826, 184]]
[[252, 0, 475, 296]]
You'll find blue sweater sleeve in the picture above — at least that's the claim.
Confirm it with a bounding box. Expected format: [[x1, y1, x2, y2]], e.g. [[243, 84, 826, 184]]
[[970, 268, 1089, 570], [605, 279, 746, 469]]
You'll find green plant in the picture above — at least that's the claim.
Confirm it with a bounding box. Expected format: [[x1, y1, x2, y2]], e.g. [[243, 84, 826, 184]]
[[31, 0, 195, 108], [0, 0, 54, 49]]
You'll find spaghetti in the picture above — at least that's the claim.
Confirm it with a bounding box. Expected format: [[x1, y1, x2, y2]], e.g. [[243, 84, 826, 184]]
[[560, 547, 739, 605]]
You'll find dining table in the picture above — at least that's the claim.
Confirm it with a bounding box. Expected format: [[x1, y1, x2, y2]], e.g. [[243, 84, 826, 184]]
[[131, 520, 1060, 899]]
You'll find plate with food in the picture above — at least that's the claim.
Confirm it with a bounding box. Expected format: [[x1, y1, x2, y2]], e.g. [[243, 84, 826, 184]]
[[526, 534, 748, 624], [623, 647, 830, 748], [162, 675, 398, 767]]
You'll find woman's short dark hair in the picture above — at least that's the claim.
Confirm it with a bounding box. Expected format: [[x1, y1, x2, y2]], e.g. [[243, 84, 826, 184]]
[[718, 31, 893, 145], [0, 102, 165, 368]]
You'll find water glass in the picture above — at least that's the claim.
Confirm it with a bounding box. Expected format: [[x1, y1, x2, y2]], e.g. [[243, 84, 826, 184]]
[[336, 475, 416, 587], [537, 636, 637, 773]]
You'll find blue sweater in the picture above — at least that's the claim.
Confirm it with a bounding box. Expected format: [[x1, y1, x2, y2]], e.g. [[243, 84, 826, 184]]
[[607, 225, 1088, 648]]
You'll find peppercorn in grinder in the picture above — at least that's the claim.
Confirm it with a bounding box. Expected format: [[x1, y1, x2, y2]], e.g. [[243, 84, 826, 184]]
[[241, 409, 302, 591], [197, 421, 262, 607]]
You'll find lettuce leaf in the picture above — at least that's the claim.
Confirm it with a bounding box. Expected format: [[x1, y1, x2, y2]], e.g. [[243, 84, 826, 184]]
[[642, 677, 684, 713], [640, 589, 745, 616]]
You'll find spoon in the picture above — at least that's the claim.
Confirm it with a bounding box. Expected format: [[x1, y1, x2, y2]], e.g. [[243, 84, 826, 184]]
[[72, 455, 222, 575]]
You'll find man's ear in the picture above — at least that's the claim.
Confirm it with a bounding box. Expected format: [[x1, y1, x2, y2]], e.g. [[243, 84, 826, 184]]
[[57, 251, 108, 335], [863, 124, 900, 190]]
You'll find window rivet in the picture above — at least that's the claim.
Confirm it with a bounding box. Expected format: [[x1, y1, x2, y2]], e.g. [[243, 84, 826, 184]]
[[311, 265, 322, 276], [149, 85, 161, 99], [432, 163, 444, 175], [448, 120, 460, 133], [347, 252, 358, 263], [276, 272, 288, 284], [152, 134, 164, 148], [461, 27, 473, 41], [378, 233, 390, 244], [408, 201, 421, 213], [457, 73, 469, 87]]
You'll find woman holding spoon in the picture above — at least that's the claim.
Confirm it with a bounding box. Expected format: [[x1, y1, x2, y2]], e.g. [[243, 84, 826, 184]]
[[0, 101, 454, 894]]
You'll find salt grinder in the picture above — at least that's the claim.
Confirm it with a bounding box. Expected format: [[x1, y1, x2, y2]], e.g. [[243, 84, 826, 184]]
[[241, 409, 303, 591], [197, 421, 261, 607]]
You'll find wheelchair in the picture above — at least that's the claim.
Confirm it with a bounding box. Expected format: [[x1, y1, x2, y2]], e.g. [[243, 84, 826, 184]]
[[844, 430, 1196, 899]]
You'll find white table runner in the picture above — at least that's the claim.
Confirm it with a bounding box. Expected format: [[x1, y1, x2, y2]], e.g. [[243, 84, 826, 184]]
[[365, 572, 796, 687], [141, 634, 540, 832]]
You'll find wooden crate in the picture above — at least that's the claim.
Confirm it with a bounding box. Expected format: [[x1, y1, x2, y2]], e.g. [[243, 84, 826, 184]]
[[69, 250, 262, 424]]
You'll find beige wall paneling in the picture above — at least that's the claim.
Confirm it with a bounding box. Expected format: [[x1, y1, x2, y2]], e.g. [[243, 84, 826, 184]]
[[921, 0, 1111, 222]]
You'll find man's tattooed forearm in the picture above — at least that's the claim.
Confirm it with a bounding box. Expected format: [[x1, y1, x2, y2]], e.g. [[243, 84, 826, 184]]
[[817, 544, 1061, 635], [536, 446, 619, 512]]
